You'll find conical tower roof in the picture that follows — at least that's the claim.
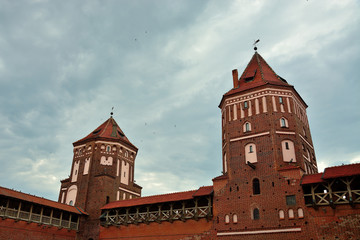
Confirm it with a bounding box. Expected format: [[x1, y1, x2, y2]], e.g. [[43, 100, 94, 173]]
[[73, 117, 137, 150], [225, 51, 291, 96]]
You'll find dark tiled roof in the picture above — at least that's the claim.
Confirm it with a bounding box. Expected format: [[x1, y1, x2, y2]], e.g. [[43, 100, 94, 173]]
[[101, 186, 213, 210], [301, 163, 360, 185], [73, 117, 137, 149], [225, 52, 290, 97], [0, 186, 86, 215], [212, 175, 228, 181], [301, 173, 325, 185], [322, 163, 360, 179]]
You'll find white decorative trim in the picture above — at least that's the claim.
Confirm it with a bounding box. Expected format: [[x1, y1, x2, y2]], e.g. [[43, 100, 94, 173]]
[[217, 227, 301, 236], [276, 131, 295, 135], [118, 186, 141, 197], [74, 144, 86, 149], [61, 188, 67, 191], [299, 134, 314, 150], [95, 141, 136, 154], [230, 132, 270, 142], [223, 88, 307, 118]]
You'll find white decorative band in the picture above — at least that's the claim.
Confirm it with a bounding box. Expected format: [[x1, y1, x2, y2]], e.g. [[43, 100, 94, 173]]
[[95, 141, 136, 154], [275, 131, 295, 135], [217, 227, 302, 236], [230, 132, 270, 142], [299, 134, 314, 150], [118, 186, 141, 196]]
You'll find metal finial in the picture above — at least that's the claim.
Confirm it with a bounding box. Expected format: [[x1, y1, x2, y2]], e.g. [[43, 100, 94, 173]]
[[253, 39, 260, 51], [110, 107, 114, 117]]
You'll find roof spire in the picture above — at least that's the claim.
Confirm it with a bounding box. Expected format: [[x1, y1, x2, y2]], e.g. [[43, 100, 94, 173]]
[[110, 107, 114, 118], [253, 39, 260, 51]]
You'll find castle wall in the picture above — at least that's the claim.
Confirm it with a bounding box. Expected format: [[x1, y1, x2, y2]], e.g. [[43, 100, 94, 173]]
[[0, 218, 76, 240], [308, 204, 360, 240], [99, 218, 213, 240]]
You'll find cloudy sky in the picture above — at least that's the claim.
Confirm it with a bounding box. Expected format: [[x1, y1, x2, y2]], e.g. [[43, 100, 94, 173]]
[[0, 0, 359, 201]]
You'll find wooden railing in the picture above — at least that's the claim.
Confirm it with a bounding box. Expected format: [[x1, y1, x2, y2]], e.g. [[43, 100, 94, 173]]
[[0, 206, 78, 230], [303, 176, 360, 207], [102, 197, 213, 226]]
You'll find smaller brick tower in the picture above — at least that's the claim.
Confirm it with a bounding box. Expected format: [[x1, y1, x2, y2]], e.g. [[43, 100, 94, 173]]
[[213, 50, 319, 239], [58, 115, 142, 240]]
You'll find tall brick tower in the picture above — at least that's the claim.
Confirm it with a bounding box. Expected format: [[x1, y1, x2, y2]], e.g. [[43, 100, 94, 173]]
[[58, 115, 142, 240], [213, 50, 319, 239]]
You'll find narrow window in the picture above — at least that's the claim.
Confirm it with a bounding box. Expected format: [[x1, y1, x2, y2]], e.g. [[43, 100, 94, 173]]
[[253, 178, 260, 195], [280, 118, 287, 127], [285, 142, 289, 150], [245, 122, 250, 132], [288, 209, 294, 219], [233, 214, 238, 223], [298, 208, 304, 218], [244, 101, 248, 109], [279, 210, 285, 220], [106, 196, 110, 204], [106, 146, 111, 152], [225, 214, 230, 223], [279, 96, 283, 104], [245, 143, 257, 163], [69, 200, 73, 206], [253, 208, 260, 220]]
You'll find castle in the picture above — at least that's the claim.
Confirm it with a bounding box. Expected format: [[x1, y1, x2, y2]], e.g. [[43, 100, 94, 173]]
[[0, 50, 359, 240]]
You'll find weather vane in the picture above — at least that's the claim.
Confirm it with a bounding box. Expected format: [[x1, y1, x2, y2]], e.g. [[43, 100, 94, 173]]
[[253, 39, 260, 51], [110, 107, 114, 116]]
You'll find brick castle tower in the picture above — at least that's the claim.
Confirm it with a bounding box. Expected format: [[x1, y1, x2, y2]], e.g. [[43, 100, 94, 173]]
[[212, 50, 319, 238], [58, 115, 142, 239]]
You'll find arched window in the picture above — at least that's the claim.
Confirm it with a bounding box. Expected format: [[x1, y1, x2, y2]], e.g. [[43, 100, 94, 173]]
[[233, 214, 238, 223], [281, 140, 296, 162], [125, 151, 129, 157], [66, 185, 78, 206], [253, 178, 260, 195], [244, 101, 248, 109], [253, 208, 260, 220], [244, 122, 251, 132], [245, 143, 257, 163], [288, 209, 294, 219], [279, 210, 285, 220], [106, 145, 111, 152], [280, 117, 288, 128], [298, 208, 304, 218], [83, 158, 90, 175], [225, 214, 230, 224]]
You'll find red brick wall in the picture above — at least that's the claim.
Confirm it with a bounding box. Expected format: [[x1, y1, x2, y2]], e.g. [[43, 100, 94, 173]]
[[0, 218, 76, 240], [307, 204, 360, 240], [99, 218, 213, 240]]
